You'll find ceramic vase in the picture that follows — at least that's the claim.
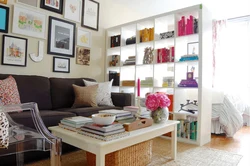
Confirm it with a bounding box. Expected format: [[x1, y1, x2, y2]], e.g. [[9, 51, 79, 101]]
[[151, 107, 169, 123]]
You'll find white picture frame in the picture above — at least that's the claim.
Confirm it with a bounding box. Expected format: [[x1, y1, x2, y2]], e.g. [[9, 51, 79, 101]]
[[12, 5, 46, 39], [77, 27, 91, 47], [81, 0, 99, 31], [64, 0, 82, 23]]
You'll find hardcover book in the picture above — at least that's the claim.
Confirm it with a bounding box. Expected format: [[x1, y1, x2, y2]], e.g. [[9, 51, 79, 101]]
[[80, 127, 125, 136], [83, 122, 124, 132]]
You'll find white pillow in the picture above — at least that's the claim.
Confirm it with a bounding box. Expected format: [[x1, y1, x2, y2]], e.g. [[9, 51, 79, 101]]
[[83, 79, 114, 106]]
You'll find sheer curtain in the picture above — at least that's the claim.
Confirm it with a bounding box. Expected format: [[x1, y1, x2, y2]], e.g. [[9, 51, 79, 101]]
[[213, 18, 250, 104]]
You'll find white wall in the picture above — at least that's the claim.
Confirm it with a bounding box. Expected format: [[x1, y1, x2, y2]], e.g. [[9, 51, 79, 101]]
[[0, 0, 105, 81]]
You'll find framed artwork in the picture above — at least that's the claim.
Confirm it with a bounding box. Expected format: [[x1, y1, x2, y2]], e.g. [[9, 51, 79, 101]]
[[0, 5, 9, 33], [64, 0, 82, 23], [77, 27, 91, 47], [76, 46, 90, 66], [0, 0, 7, 4], [17, 0, 38, 7], [2, 35, 28, 67], [53, 57, 70, 73], [187, 42, 199, 55], [12, 5, 46, 39], [47, 16, 76, 57], [40, 0, 63, 14], [81, 0, 99, 31]]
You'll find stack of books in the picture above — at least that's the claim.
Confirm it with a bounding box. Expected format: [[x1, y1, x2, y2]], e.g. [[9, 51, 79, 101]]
[[78, 122, 129, 141], [59, 116, 93, 132], [123, 56, 136, 66], [123, 106, 151, 118], [99, 109, 134, 121]]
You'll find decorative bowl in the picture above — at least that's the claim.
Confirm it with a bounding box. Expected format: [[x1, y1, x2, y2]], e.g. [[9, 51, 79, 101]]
[[92, 113, 116, 125]]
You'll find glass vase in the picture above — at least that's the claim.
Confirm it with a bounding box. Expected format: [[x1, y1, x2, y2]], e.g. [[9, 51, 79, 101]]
[[151, 107, 169, 123]]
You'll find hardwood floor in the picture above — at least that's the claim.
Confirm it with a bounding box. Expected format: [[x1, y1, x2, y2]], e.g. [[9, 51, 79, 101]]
[[204, 126, 250, 166]]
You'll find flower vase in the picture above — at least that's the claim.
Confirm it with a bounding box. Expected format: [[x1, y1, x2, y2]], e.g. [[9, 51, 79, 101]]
[[151, 107, 169, 123]]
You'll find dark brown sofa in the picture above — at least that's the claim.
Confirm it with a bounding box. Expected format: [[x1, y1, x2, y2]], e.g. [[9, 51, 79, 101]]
[[0, 74, 132, 165]]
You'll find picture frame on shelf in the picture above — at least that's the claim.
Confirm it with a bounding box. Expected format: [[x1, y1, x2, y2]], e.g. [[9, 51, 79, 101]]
[[64, 0, 82, 23], [12, 5, 46, 39], [53, 57, 70, 73], [0, 5, 9, 33], [187, 42, 199, 55], [40, 0, 63, 14], [2, 35, 28, 67], [47, 16, 76, 57], [0, 0, 7, 4], [76, 46, 90, 66], [81, 0, 99, 31], [17, 0, 38, 7], [77, 27, 91, 47]]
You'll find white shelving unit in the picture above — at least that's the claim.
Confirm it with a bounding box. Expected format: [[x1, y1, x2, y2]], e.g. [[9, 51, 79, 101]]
[[105, 4, 212, 146]]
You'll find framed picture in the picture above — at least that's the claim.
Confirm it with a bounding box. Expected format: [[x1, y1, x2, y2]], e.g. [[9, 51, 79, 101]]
[[187, 42, 199, 55], [47, 16, 76, 57], [53, 57, 70, 73], [0, 0, 7, 4], [0, 5, 9, 33], [12, 5, 46, 39], [81, 0, 99, 31], [77, 27, 91, 47], [76, 46, 90, 66], [40, 0, 63, 14], [2, 35, 28, 67], [17, 0, 38, 7], [64, 0, 82, 23]]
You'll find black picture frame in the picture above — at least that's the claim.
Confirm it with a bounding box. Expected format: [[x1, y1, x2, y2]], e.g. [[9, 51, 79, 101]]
[[53, 57, 70, 73], [2, 35, 28, 67], [47, 16, 76, 57], [40, 0, 63, 14], [0, 5, 9, 33], [81, 0, 99, 31]]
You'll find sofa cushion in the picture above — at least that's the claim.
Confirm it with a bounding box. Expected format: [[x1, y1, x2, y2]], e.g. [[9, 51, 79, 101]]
[[50, 77, 95, 109], [9, 111, 76, 129], [0, 74, 52, 110], [56, 106, 122, 117]]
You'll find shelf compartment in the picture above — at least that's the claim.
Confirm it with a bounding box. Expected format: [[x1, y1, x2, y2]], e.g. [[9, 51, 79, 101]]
[[107, 27, 121, 49], [155, 14, 175, 41], [154, 63, 174, 87], [121, 24, 137, 46], [121, 45, 136, 66]]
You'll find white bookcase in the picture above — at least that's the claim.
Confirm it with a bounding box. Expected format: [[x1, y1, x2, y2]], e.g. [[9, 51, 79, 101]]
[[105, 4, 212, 146]]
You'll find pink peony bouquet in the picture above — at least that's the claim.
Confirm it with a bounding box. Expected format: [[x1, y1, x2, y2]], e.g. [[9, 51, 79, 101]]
[[145, 92, 171, 111]]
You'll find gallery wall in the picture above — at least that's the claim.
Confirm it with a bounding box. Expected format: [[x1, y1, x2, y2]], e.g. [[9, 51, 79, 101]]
[[0, 0, 105, 81]]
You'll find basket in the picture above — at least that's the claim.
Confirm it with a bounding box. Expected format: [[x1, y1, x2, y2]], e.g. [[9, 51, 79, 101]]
[[86, 140, 153, 166]]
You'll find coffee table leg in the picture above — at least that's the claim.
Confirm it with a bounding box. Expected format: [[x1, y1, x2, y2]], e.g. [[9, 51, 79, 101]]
[[171, 124, 177, 160], [96, 152, 105, 166]]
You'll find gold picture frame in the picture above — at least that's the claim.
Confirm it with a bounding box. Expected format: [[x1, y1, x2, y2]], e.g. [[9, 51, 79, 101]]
[[0, 0, 8, 4]]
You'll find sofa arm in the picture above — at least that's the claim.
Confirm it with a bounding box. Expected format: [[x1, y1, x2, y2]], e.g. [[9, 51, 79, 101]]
[[111, 92, 134, 107]]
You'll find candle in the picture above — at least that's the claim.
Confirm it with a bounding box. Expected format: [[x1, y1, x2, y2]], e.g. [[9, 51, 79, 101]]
[[137, 78, 140, 97]]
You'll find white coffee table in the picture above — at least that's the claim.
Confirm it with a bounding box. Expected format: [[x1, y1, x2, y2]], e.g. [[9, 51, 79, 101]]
[[49, 120, 179, 166]]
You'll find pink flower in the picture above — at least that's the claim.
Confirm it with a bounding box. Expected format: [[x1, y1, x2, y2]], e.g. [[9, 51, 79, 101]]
[[145, 92, 171, 111]]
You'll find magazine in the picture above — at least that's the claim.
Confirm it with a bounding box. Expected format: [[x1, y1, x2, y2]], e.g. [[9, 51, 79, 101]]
[[80, 127, 125, 136], [83, 122, 124, 132]]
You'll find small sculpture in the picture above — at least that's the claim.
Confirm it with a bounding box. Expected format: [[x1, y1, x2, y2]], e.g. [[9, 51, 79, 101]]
[[143, 47, 154, 64], [179, 100, 198, 114]]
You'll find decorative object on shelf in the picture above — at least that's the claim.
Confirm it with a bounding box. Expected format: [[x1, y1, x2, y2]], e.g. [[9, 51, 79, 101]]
[[2, 35, 27, 67], [12, 5, 46, 39], [77, 27, 91, 47], [160, 31, 175, 39], [76, 46, 90, 66], [126, 36, 136, 45], [40, 0, 63, 14], [109, 71, 120, 86], [121, 80, 135, 86], [53, 57, 70, 73], [143, 47, 154, 64], [178, 15, 198, 36], [145, 92, 171, 123], [64, 0, 82, 23], [17, 0, 38, 7], [109, 55, 119, 66], [157, 47, 174, 63], [141, 77, 153, 87], [178, 71, 198, 87], [81, 0, 99, 31], [29, 41, 44, 62], [187, 42, 199, 55], [0, 0, 7, 4], [0, 5, 9, 33], [140, 28, 154, 42], [178, 99, 198, 114], [110, 35, 121, 48], [47, 16, 76, 57], [162, 77, 174, 88]]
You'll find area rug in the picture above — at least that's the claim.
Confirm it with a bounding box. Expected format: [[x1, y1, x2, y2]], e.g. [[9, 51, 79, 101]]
[[27, 137, 242, 166]]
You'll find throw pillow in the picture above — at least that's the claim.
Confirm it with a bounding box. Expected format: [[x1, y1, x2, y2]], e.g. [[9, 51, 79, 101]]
[[72, 84, 98, 108], [83, 79, 114, 106], [0, 76, 21, 105], [0, 112, 9, 149]]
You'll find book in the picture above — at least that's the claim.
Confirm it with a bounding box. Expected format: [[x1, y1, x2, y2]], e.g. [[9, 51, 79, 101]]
[[99, 109, 132, 116], [59, 123, 77, 132], [83, 122, 124, 132], [115, 114, 134, 120], [62, 116, 92, 124], [80, 127, 125, 136]]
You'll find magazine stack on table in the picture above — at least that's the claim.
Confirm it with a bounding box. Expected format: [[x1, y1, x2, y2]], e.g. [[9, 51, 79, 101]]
[[77, 122, 129, 141], [59, 116, 93, 132]]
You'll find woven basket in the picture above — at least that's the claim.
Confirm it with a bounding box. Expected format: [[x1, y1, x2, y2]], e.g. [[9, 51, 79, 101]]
[[86, 140, 153, 166]]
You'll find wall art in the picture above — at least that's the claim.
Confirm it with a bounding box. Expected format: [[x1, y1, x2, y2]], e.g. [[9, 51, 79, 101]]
[[76, 46, 90, 66], [53, 57, 70, 73], [0, 0, 7, 5], [187, 42, 199, 55], [40, 0, 63, 14], [0, 5, 9, 33], [81, 0, 99, 31], [17, 0, 38, 7], [64, 0, 82, 23], [77, 27, 91, 47]]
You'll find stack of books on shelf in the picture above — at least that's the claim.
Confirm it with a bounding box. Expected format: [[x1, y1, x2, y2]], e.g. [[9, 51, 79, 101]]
[[177, 119, 197, 140], [78, 122, 129, 141], [140, 28, 154, 42], [157, 47, 175, 63], [179, 54, 199, 62], [123, 56, 136, 66], [162, 77, 174, 87], [59, 116, 93, 132], [141, 77, 153, 87], [121, 80, 135, 86], [110, 35, 121, 47], [109, 71, 120, 86], [99, 109, 134, 121], [178, 15, 198, 36]]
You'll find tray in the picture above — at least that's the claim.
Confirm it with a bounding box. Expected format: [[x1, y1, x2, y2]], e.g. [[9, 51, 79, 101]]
[[123, 118, 153, 131]]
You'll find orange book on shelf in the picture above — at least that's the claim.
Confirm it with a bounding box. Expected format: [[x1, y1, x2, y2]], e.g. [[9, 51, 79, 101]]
[[167, 94, 174, 112]]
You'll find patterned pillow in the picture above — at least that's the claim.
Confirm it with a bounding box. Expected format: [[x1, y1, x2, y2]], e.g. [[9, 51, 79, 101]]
[[72, 84, 98, 108], [0, 76, 21, 105], [83, 79, 114, 106], [0, 112, 9, 149]]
